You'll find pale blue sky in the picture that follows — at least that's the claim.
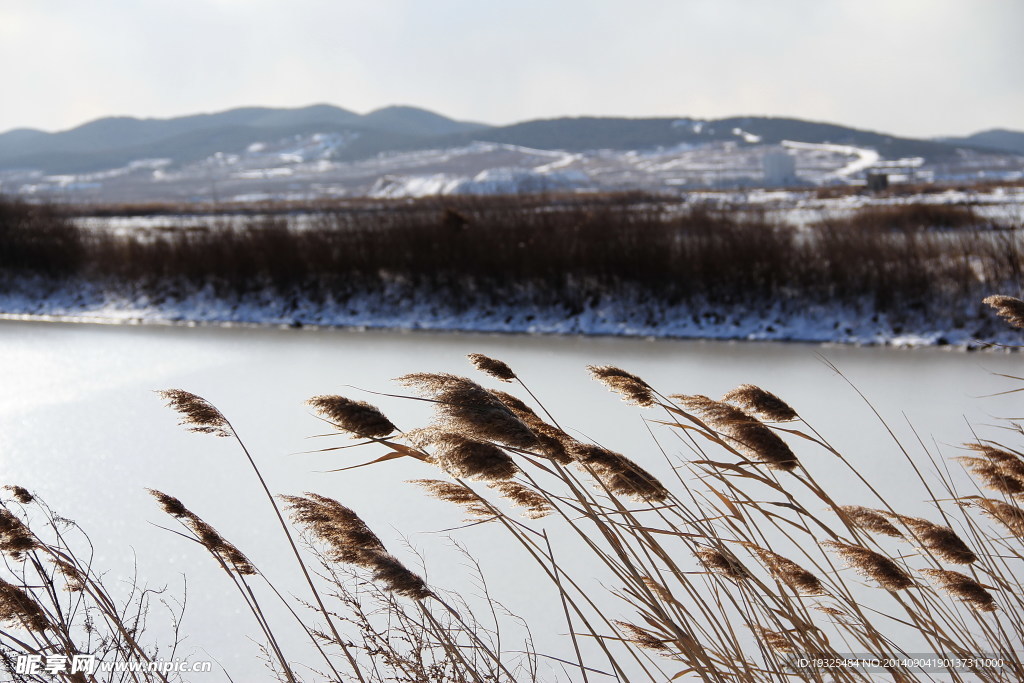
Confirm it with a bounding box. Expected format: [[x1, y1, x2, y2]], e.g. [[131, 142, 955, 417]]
[[2, 0, 1021, 137]]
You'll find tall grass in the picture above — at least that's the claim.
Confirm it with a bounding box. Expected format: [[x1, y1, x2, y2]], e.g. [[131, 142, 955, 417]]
[[3, 297, 1023, 680], [1, 194, 1021, 328]]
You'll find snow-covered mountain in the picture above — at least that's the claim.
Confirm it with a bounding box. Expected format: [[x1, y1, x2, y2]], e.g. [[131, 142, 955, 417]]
[[0, 105, 1021, 203]]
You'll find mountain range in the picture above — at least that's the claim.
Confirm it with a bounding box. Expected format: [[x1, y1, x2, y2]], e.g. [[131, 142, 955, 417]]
[[2, 104, 1022, 203], [1, 104, 1020, 176]]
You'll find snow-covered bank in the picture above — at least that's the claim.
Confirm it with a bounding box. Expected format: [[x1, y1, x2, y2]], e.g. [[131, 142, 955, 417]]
[[0, 277, 1014, 348]]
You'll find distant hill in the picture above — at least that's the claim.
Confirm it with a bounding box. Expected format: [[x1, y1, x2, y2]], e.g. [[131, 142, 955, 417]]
[[938, 129, 1024, 156], [0, 104, 1015, 175], [361, 105, 489, 137], [0, 104, 485, 173], [436, 115, 964, 161]]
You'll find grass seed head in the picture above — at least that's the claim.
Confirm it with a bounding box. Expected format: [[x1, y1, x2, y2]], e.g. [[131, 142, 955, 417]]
[[614, 620, 670, 652], [721, 384, 798, 422], [813, 606, 846, 617], [641, 577, 676, 604], [750, 625, 797, 654], [920, 568, 997, 612], [0, 508, 38, 559], [306, 395, 396, 438], [676, 395, 798, 471], [571, 443, 669, 501], [410, 479, 494, 520], [491, 390, 572, 464], [367, 553, 432, 600], [696, 548, 751, 581], [894, 515, 977, 564], [398, 373, 538, 449], [282, 493, 386, 565], [587, 365, 656, 407], [0, 579, 50, 633], [751, 547, 825, 595], [957, 456, 1024, 497], [3, 486, 33, 504], [963, 444, 1024, 487], [53, 558, 85, 592], [983, 294, 1024, 329], [149, 489, 190, 518], [467, 353, 517, 382], [974, 498, 1024, 537], [157, 389, 231, 438], [840, 505, 905, 538], [425, 432, 520, 481], [283, 493, 430, 599], [491, 481, 553, 519], [149, 489, 256, 575], [821, 541, 913, 591]]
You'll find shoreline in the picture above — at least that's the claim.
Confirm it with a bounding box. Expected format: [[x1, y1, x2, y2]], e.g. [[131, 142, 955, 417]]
[[0, 302, 1011, 350]]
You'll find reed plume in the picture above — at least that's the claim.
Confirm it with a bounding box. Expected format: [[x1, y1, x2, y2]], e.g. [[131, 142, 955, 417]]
[[491, 390, 572, 464], [0, 508, 37, 559], [490, 481, 553, 519], [0, 579, 49, 633], [3, 486, 33, 504], [840, 506, 904, 538], [307, 395, 396, 438], [983, 294, 1024, 329], [411, 479, 494, 520], [821, 541, 913, 591], [972, 498, 1024, 537], [156, 388, 232, 438], [641, 576, 676, 604], [963, 443, 1024, 487], [570, 443, 669, 501], [614, 620, 671, 652], [957, 456, 1024, 497], [749, 546, 825, 595], [674, 394, 799, 471], [420, 431, 520, 481], [721, 384, 798, 422], [587, 365, 656, 407], [397, 373, 538, 449], [919, 569, 997, 612], [749, 625, 797, 654], [695, 548, 751, 581], [149, 489, 256, 575], [53, 557, 85, 592], [891, 514, 977, 564], [467, 353, 517, 382], [282, 493, 430, 600]]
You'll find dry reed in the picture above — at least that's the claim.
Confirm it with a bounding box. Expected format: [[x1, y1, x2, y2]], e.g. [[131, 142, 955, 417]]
[[306, 395, 397, 438], [674, 394, 799, 471], [919, 569, 997, 612], [820, 541, 914, 591]]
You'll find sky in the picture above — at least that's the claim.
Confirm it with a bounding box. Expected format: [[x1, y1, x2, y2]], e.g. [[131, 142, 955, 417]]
[[1, 0, 1022, 138]]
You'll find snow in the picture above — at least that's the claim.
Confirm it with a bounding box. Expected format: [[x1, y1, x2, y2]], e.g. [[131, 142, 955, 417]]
[[782, 140, 880, 179], [9, 127, 1023, 203], [0, 275, 1013, 349], [368, 167, 593, 198], [732, 127, 762, 143]]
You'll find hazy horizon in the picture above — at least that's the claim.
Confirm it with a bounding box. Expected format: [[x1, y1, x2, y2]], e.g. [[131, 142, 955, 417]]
[[2, 0, 1022, 138]]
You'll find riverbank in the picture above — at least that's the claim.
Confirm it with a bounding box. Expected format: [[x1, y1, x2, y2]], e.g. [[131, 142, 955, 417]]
[[0, 275, 1014, 348], [2, 194, 1022, 347]]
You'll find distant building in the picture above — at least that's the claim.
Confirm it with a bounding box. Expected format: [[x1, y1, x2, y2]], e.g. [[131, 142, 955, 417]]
[[762, 151, 798, 186]]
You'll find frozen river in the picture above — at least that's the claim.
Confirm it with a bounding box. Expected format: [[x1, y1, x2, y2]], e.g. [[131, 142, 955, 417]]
[[0, 321, 1019, 680]]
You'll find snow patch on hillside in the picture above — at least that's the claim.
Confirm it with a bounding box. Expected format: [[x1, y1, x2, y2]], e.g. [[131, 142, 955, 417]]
[[369, 167, 593, 198]]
